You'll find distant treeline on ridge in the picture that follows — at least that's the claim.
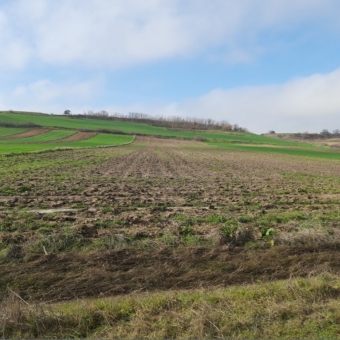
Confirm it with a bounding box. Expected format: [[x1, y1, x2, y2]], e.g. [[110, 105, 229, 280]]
[[66, 110, 247, 132]]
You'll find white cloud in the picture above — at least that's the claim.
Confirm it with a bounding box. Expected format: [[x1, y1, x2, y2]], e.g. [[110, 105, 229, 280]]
[[148, 68, 340, 133], [1, 0, 340, 69], [3, 78, 101, 114]]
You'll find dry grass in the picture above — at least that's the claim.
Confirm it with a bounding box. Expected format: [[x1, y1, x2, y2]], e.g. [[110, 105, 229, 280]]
[[2, 274, 340, 338]]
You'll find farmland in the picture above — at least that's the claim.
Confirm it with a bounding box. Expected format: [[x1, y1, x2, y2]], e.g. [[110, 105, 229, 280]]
[[0, 111, 312, 145], [0, 126, 134, 154], [2, 113, 340, 337]]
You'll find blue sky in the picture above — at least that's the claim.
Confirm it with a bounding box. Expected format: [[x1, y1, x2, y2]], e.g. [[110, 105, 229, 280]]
[[1, 0, 340, 133]]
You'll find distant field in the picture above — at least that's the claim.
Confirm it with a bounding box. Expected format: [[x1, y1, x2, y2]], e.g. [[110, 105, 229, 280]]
[[209, 142, 340, 160], [0, 133, 134, 154], [0, 127, 28, 137], [0, 111, 312, 146], [0, 130, 75, 144]]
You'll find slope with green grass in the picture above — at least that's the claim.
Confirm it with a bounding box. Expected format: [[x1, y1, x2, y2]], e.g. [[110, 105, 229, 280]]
[[0, 127, 28, 137], [0, 134, 134, 154], [0, 130, 75, 144], [209, 142, 340, 160], [0, 111, 312, 146]]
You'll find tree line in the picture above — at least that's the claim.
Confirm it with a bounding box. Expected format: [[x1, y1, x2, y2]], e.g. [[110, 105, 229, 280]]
[[64, 110, 247, 132], [289, 129, 340, 140]]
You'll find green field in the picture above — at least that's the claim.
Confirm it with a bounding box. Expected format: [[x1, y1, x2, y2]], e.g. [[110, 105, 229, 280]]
[[0, 130, 75, 144], [0, 127, 28, 137], [209, 142, 340, 160], [0, 134, 134, 154], [0, 111, 312, 146]]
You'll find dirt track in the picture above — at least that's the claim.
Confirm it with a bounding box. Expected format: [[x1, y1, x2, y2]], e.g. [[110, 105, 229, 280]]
[[2, 136, 340, 302]]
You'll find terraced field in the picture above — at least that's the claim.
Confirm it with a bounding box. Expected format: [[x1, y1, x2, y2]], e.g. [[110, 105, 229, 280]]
[[0, 127, 134, 154], [0, 127, 29, 137], [0, 111, 312, 145], [2, 135, 340, 338]]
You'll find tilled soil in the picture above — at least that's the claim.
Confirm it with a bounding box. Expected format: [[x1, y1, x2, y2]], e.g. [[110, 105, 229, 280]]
[[2, 136, 340, 302], [53, 131, 97, 142]]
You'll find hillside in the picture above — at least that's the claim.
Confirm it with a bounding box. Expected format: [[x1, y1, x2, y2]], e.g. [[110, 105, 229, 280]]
[[0, 111, 313, 146]]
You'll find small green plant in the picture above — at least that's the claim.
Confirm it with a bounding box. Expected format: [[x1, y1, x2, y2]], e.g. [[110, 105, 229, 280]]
[[237, 215, 254, 223], [205, 214, 227, 224], [180, 225, 192, 236], [260, 227, 275, 240], [221, 225, 238, 238]]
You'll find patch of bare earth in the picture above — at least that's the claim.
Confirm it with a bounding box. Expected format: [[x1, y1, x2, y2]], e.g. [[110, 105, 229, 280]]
[[0, 128, 50, 140], [53, 131, 97, 142], [2, 136, 340, 302]]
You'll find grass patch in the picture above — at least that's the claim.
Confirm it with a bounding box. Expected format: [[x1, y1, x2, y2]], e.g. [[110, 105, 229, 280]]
[[0, 127, 28, 137], [0, 133, 134, 154], [3, 275, 340, 338], [209, 142, 340, 160]]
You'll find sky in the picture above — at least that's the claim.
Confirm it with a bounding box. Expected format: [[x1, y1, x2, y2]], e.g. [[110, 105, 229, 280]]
[[1, 0, 340, 133]]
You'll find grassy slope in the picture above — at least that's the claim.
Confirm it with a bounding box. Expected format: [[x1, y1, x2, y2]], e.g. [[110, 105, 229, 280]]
[[209, 142, 340, 160], [0, 127, 28, 137], [0, 111, 310, 146], [3, 275, 340, 338], [0, 134, 134, 154], [0, 130, 75, 144]]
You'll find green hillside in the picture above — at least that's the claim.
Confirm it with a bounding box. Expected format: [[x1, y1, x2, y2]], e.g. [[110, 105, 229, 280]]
[[0, 133, 134, 154], [0, 127, 28, 137], [0, 111, 311, 146], [0, 130, 75, 144], [209, 142, 340, 160]]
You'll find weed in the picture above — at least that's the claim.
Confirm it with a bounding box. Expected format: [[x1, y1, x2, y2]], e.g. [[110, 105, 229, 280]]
[[205, 214, 227, 224], [221, 225, 238, 238]]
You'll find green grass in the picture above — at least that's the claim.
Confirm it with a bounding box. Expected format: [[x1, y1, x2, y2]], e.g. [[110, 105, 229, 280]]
[[3, 274, 340, 338], [0, 130, 75, 144], [0, 127, 28, 137], [0, 134, 134, 154], [209, 142, 340, 160], [0, 111, 312, 146]]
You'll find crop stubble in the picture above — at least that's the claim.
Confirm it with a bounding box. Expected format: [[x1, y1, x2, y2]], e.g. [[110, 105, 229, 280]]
[[1, 136, 340, 302]]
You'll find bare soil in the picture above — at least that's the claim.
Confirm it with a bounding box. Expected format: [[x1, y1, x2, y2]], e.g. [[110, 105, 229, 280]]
[[1, 136, 340, 302], [53, 131, 97, 142]]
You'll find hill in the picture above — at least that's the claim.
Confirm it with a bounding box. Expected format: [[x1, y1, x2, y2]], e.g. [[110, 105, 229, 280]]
[[0, 111, 313, 146]]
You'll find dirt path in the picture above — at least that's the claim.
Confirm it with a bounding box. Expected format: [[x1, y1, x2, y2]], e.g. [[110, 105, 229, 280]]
[[0, 128, 50, 140]]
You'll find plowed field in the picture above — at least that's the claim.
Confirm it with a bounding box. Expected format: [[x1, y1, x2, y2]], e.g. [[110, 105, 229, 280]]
[[2, 136, 340, 302]]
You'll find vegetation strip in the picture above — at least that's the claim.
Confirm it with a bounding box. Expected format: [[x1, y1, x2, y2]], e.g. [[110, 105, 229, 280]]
[[0, 128, 50, 140], [2, 275, 340, 338]]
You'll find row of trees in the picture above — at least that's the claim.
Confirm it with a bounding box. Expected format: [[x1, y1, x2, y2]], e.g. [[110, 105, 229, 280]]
[[64, 110, 247, 132], [293, 129, 340, 140]]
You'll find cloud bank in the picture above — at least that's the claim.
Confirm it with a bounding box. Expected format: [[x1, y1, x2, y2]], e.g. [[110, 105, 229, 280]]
[[1, 0, 340, 69], [116, 68, 340, 133]]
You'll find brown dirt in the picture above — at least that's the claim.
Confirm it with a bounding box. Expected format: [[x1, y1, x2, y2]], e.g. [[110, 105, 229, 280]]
[[2, 136, 340, 302], [0, 128, 50, 140], [2, 244, 340, 302], [54, 131, 97, 142]]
